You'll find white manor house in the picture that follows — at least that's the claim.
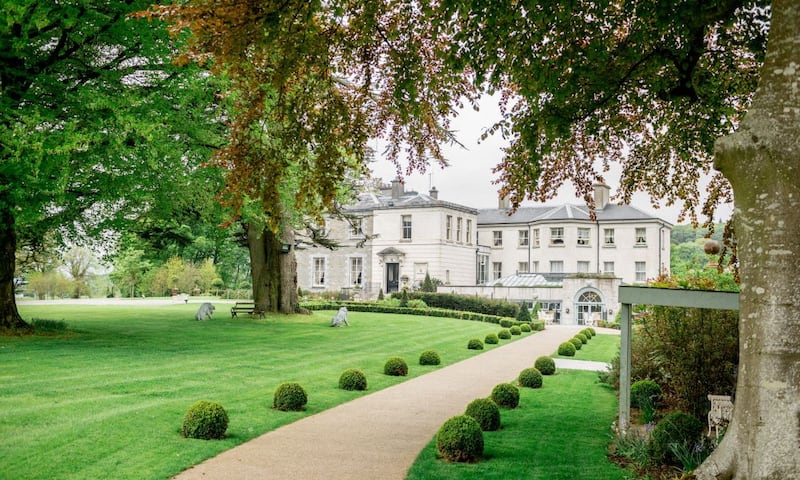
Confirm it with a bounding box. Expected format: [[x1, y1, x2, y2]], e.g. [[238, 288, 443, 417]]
[[295, 179, 671, 326]]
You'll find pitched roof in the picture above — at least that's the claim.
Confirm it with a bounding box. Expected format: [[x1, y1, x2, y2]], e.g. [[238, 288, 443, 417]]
[[346, 190, 477, 215], [478, 203, 668, 225]]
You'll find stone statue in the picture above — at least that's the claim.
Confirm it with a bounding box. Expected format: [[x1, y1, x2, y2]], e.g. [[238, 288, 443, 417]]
[[330, 306, 349, 327], [195, 302, 215, 321]]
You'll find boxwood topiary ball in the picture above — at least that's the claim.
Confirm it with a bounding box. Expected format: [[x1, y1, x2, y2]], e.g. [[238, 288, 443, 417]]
[[419, 350, 441, 366], [491, 383, 520, 408], [518, 367, 543, 388], [581, 328, 594, 339], [587, 327, 596, 336], [499, 319, 514, 328], [273, 382, 308, 411], [436, 415, 484, 462], [384, 356, 409, 376], [569, 337, 583, 350], [181, 400, 229, 439], [465, 397, 501, 431], [498, 329, 511, 340], [534, 356, 556, 375], [576, 333, 588, 344], [339, 368, 367, 391], [630, 379, 662, 408], [467, 338, 484, 350], [520, 323, 532, 333], [484, 333, 499, 344], [509, 326, 522, 335], [558, 341, 576, 356]]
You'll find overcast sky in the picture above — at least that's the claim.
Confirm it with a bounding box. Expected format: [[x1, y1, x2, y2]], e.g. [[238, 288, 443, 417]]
[[369, 96, 733, 226]]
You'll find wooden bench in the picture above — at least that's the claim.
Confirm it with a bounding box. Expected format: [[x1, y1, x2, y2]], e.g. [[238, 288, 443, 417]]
[[231, 302, 264, 318]]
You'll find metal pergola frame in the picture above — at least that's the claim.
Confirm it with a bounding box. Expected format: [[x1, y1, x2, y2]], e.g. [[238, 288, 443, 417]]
[[617, 286, 740, 431]]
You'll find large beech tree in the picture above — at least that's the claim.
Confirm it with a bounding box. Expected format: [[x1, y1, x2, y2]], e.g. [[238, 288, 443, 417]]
[[438, 0, 796, 478], [144, 1, 474, 313], [0, 1, 222, 330]]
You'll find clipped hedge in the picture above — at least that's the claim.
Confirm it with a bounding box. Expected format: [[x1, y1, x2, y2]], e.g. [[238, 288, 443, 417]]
[[301, 301, 515, 326], [534, 356, 556, 375], [436, 415, 484, 462], [498, 329, 512, 340], [569, 337, 583, 350], [509, 326, 522, 336], [520, 323, 532, 333], [558, 342, 577, 356], [339, 369, 368, 391], [518, 368, 543, 388], [181, 400, 229, 440], [484, 333, 499, 344], [491, 383, 520, 409], [419, 350, 442, 366], [384, 356, 409, 376], [465, 397, 501, 431], [467, 338, 484, 350], [273, 383, 308, 411]]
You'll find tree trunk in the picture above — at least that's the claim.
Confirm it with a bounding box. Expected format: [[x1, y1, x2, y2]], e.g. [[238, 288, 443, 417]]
[[0, 202, 30, 332], [695, 2, 800, 478], [246, 223, 298, 314]]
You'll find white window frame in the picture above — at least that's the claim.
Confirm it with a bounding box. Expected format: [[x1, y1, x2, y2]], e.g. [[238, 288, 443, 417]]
[[349, 218, 364, 238], [635, 261, 647, 282], [456, 217, 463, 242], [604, 228, 615, 245], [577, 261, 590, 273], [531, 261, 539, 273], [402, 215, 412, 240], [312, 257, 326, 287], [603, 261, 615, 274], [466, 219, 472, 244], [550, 260, 564, 273], [493, 230, 503, 247], [550, 227, 564, 245], [518, 261, 529, 273], [492, 262, 502, 280], [577, 228, 591, 246], [532, 228, 540, 248], [349, 257, 363, 286], [446, 215, 452, 241], [635, 228, 647, 246], [519, 229, 529, 247]]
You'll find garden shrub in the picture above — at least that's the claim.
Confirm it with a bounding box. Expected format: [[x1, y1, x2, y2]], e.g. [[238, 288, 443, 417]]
[[384, 356, 409, 376], [581, 328, 595, 338], [339, 369, 367, 391], [534, 356, 556, 375], [499, 319, 514, 328], [518, 367, 543, 388], [576, 333, 588, 344], [509, 326, 522, 335], [436, 415, 484, 462], [630, 379, 662, 408], [498, 329, 511, 340], [490, 383, 520, 408], [419, 350, 441, 366], [520, 323, 532, 332], [464, 397, 501, 431], [531, 320, 545, 331], [517, 303, 532, 323], [484, 333, 499, 344], [569, 337, 583, 350], [558, 341, 576, 356], [647, 411, 704, 465], [181, 400, 229, 440], [467, 338, 484, 350], [587, 327, 596, 336], [273, 383, 308, 411]]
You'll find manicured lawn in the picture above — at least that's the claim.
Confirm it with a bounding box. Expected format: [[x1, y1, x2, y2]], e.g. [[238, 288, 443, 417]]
[[407, 335, 625, 480], [555, 333, 620, 362], [2, 303, 522, 480]]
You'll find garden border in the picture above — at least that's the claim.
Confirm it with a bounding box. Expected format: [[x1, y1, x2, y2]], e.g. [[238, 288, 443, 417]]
[[617, 286, 739, 431]]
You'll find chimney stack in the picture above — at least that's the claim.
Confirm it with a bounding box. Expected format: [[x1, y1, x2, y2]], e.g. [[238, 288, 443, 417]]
[[391, 177, 404, 199], [593, 182, 611, 209], [498, 194, 510, 210], [429, 186, 438, 199]]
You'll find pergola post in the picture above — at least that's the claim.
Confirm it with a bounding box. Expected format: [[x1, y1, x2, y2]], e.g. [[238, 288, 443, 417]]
[[618, 301, 632, 432]]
